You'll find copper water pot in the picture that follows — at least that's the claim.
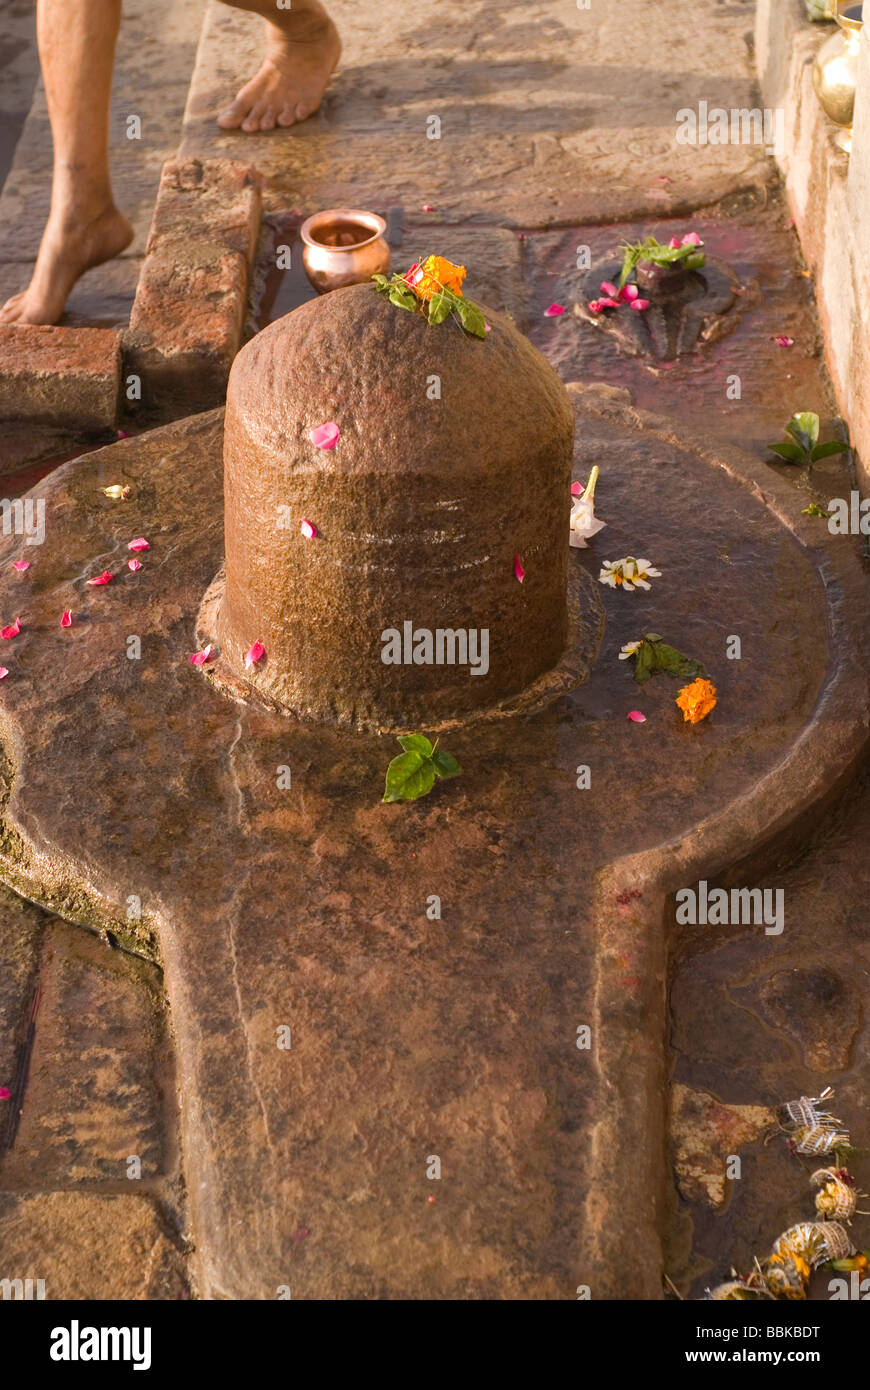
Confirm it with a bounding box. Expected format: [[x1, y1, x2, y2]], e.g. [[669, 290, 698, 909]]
[[812, 2, 863, 148], [300, 209, 390, 293]]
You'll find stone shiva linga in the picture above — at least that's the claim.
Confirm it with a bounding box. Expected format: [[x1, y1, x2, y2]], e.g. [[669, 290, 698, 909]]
[[198, 258, 583, 731]]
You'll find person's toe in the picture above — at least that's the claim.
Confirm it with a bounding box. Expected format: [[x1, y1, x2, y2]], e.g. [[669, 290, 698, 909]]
[[0, 293, 25, 323], [240, 100, 270, 132], [294, 99, 317, 122], [217, 97, 250, 129], [276, 107, 297, 127], [258, 107, 278, 132]]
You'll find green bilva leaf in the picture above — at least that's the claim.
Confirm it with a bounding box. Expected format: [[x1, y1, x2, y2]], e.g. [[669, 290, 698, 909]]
[[388, 285, 418, 312], [787, 412, 820, 453], [684, 252, 706, 271], [431, 749, 462, 779], [768, 440, 806, 464], [456, 296, 487, 339], [383, 750, 436, 803], [427, 289, 454, 325], [371, 274, 390, 290], [644, 633, 663, 643], [632, 642, 656, 685], [810, 439, 850, 461], [398, 733, 433, 756]]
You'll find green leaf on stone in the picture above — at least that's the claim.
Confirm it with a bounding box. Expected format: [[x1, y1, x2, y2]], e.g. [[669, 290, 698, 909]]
[[455, 297, 487, 339], [810, 439, 850, 461], [427, 290, 455, 326], [388, 285, 418, 312], [787, 412, 820, 454], [802, 502, 832, 518], [431, 749, 462, 779], [767, 440, 806, 465], [398, 733, 434, 756], [383, 751, 436, 803], [383, 734, 462, 802], [626, 634, 706, 686]]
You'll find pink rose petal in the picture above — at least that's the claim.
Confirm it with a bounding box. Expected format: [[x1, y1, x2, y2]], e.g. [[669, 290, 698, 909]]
[[0, 667, 8, 680], [600, 281, 619, 298], [570, 481, 583, 496], [189, 645, 213, 666], [484, 322, 492, 334], [128, 558, 142, 572], [310, 421, 340, 450], [681, 232, 703, 246], [245, 641, 265, 669], [1, 618, 21, 639], [621, 284, 639, 302], [630, 298, 650, 311], [544, 303, 565, 317], [87, 570, 116, 586], [60, 611, 72, 628], [669, 237, 681, 249], [117, 429, 129, 439], [421, 203, 435, 212], [0, 1086, 11, 1099], [657, 175, 673, 184], [300, 518, 318, 540], [127, 537, 149, 552], [775, 335, 794, 347], [628, 710, 647, 723], [11, 560, 29, 572], [514, 554, 525, 583]]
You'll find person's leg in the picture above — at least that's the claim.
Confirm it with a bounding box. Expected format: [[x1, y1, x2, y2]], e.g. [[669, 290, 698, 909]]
[[0, 0, 132, 326], [216, 0, 340, 133]]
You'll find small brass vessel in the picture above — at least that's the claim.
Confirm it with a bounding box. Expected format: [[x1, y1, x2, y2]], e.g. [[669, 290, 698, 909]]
[[812, 2, 863, 152], [300, 209, 390, 293]]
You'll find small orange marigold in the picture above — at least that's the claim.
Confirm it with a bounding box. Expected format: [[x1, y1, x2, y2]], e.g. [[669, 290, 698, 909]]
[[676, 676, 717, 723]]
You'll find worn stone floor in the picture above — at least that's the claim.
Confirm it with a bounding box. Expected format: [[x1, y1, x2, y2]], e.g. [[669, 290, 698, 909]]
[[1, 0, 870, 1299]]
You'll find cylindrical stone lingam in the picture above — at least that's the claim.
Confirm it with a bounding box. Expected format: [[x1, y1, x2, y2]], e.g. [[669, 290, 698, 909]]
[[215, 281, 574, 730]]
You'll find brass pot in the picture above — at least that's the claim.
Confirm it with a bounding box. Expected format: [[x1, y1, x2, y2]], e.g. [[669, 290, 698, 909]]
[[300, 209, 390, 293], [812, 2, 863, 149]]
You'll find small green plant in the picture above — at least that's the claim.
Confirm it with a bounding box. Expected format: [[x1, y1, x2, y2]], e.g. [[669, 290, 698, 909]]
[[801, 502, 832, 518], [618, 234, 706, 288], [382, 733, 462, 803], [620, 634, 706, 685], [767, 412, 850, 465]]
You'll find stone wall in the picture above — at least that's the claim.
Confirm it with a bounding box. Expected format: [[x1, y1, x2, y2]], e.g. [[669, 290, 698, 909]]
[[756, 0, 870, 491]]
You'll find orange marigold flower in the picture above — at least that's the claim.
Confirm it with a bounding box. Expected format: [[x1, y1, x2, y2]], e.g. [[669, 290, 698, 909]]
[[407, 254, 467, 302], [676, 676, 717, 724]]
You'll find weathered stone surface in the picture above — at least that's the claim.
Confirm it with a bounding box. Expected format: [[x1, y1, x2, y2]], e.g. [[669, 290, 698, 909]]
[[0, 1191, 186, 1299], [181, 0, 771, 229], [0, 325, 120, 429], [0, 888, 46, 1149], [124, 156, 262, 417], [216, 282, 574, 729], [0, 386, 866, 1298], [0, 920, 171, 1187]]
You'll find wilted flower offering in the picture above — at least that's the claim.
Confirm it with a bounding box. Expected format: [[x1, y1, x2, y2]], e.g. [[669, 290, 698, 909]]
[[372, 254, 486, 338], [588, 282, 649, 314], [599, 557, 661, 591], [569, 466, 606, 548], [676, 677, 717, 723]]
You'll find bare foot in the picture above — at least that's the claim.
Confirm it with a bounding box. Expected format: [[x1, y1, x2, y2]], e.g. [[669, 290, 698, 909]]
[[0, 203, 133, 326], [217, 10, 341, 133]]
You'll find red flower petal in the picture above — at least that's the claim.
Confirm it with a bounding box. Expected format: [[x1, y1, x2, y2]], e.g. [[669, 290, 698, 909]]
[[628, 710, 647, 723], [189, 645, 213, 666], [117, 429, 129, 439], [681, 232, 703, 246], [0, 668, 8, 680], [514, 554, 525, 583], [61, 611, 72, 628], [1, 618, 21, 639], [245, 641, 265, 669], [775, 335, 794, 347], [570, 481, 583, 496], [630, 298, 650, 311], [669, 237, 681, 249], [620, 284, 639, 302], [0, 1086, 11, 1099], [421, 203, 435, 212], [87, 570, 116, 586], [127, 537, 150, 552], [300, 518, 318, 540], [309, 421, 340, 450], [11, 560, 30, 572], [128, 558, 142, 572], [544, 303, 566, 317], [600, 281, 619, 297]]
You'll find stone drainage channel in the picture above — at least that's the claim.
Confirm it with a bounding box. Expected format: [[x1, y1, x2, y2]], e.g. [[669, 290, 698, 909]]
[[1, 192, 869, 1299]]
